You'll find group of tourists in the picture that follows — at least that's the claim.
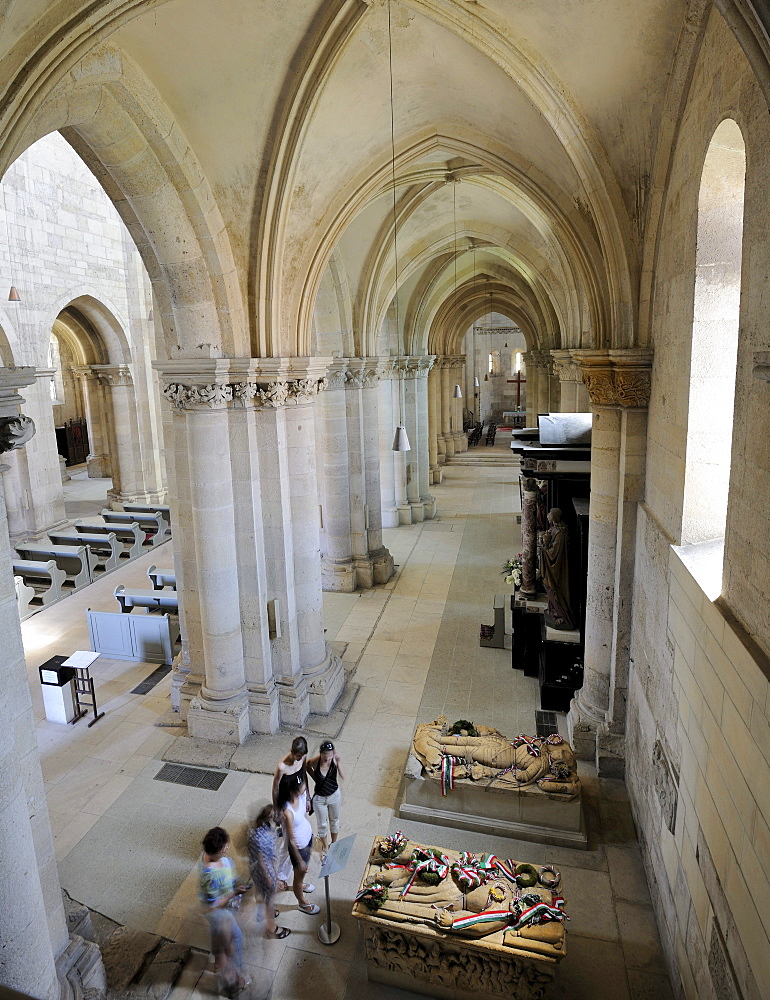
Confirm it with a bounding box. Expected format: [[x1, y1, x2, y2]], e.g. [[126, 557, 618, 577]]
[[197, 737, 345, 995]]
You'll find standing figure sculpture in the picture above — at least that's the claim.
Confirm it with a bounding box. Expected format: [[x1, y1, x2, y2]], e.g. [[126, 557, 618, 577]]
[[539, 508, 574, 630]]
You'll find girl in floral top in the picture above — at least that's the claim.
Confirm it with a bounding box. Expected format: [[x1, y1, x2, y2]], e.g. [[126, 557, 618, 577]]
[[198, 827, 251, 996], [247, 805, 290, 939]]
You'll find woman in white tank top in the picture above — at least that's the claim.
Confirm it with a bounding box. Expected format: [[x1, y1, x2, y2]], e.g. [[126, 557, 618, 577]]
[[276, 772, 320, 915]]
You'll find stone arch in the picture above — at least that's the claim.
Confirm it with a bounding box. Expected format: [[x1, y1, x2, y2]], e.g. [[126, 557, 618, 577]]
[[0, 308, 20, 365], [42, 291, 132, 366], [4, 45, 247, 361]]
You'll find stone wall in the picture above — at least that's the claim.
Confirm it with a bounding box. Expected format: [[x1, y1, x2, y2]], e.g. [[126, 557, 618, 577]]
[[627, 9, 770, 1000]]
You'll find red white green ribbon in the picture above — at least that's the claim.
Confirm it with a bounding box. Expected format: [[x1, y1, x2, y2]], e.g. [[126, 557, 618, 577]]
[[511, 735, 542, 757], [440, 754, 455, 796], [390, 848, 451, 896], [449, 908, 511, 931], [451, 852, 487, 891], [511, 894, 568, 931]]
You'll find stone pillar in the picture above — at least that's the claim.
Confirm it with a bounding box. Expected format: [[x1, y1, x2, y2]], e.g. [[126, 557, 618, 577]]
[[522, 351, 537, 426], [551, 350, 590, 412], [450, 356, 466, 453], [567, 350, 653, 776], [2, 368, 67, 539], [415, 357, 436, 518], [428, 364, 442, 483], [0, 369, 98, 1000], [362, 361, 394, 583], [92, 364, 153, 506], [440, 360, 455, 457], [519, 474, 540, 597], [71, 366, 112, 478], [403, 361, 423, 523], [378, 362, 399, 528], [318, 362, 356, 592], [532, 350, 554, 414]]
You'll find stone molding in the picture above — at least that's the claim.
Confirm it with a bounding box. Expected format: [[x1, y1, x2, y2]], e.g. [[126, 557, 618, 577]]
[[550, 350, 583, 383], [154, 358, 331, 410], [575, 349, 654, 408], [33, 367, 57, 381], [91, 363, 134, 388], [70, 365, 97, 383], [438, 354, 465, 371], [753, 351, 770, 383]]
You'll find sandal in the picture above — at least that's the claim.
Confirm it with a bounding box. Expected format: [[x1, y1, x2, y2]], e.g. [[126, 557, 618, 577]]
[[303, 882, 315, 894], [274, 908, 280, 918], [298, 902, 320, 915], [267, 926, 291, 939]]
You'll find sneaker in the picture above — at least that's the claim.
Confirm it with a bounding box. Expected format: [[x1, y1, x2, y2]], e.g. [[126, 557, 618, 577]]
[[298, 903, 320, 915], [303, 882, 315, 894]]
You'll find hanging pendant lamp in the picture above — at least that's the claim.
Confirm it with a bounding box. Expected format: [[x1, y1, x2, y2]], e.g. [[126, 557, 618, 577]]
[[474, 376, 480, 387], [453, 384, 462, 398], [392, 424, 411, 451], [8, 285, 20, 302]]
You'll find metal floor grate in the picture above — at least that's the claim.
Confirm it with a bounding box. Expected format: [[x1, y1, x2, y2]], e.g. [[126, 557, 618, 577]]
[[535, 710, 559, 737], [154, 763, 228, 791], [131, 664, 172, 695]]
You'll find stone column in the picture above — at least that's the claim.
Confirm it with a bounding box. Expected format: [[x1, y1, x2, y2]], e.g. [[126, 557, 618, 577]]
[[415, 357, 436, 519], [440, 360, 455, 457], [345, 362, 377, 586], [2, 368, 67, 538], [532, 350, 554, 414], [0, 369, 97, 1000], [91, 364, 151, 506], [403, 360, 423, 523], [519, 474, 540, 597], [428, 364, 442, 483], [567, 349, 653, 776], [450, 356, 466, 453], [71, 366, 112, 478], [378, 363, 399, 528], [522, 351, 538, 426], [318, 362, 356, 592], [551, 350, 590, 412], [362, 360, 395, 583]]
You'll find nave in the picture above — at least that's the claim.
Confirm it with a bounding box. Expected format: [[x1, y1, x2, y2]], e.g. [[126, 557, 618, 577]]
[[25, 458, 670, 1000]]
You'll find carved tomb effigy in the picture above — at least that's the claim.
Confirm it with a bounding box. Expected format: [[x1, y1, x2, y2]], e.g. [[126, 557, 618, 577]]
[[353, 833, 568, 1000], [399, 716, 587, 848]]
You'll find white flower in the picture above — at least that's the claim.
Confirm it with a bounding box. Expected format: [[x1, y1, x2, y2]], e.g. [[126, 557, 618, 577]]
[[505, 574, 516, 586]]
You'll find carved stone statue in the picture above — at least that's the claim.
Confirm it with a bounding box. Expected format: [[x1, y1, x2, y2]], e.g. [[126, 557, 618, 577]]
[[0, 414, 35, 453], [411, 716, 579, 798], [538, 507, 574, 629]]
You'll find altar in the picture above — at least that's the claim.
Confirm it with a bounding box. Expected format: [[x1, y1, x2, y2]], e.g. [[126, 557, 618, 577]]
[[352, 834, 567, 1000]]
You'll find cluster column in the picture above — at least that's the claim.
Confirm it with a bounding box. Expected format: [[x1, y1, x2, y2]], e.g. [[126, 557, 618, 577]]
[[317, 362, 356, 591], [361, 360, 395, 582], [567, 349, 653, 775], [427, 364, 442, 483], [71, 366, 113, 478]]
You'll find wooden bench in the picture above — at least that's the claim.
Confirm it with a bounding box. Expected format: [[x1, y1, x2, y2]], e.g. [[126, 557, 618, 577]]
[[48, 530, 120, 573], [123, 502, 172, 526], [147, 565, 176, 590], [75, 520, 142, 560], [113, 584, 179, 614], [12, 559, 67, 606], [101, 508, 169, 544], [15, 542, 95, 591], [15, 575, 36, 619]]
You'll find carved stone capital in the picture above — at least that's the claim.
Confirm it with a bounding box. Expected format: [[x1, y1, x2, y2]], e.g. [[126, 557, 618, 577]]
[[575, 349, 653, 408], [531, 350, 554, 376], [161, 375, 326, 410], [550, 350, 583, 383], [91, 364, 134, 388], [0, 414, 35, 452], [70, 365, 96, 383]]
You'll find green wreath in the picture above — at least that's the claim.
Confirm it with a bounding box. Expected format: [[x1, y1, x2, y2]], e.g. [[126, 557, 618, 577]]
[[514, 863, 539, 888]]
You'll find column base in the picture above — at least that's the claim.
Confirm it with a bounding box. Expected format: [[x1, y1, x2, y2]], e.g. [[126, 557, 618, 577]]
[[247, 683, 280, 734], [567, 698, 626, 777], [442, 434, 455, 457], [56, 934, 107, 1000], [382, 505, 399, 528], [321, 555, 357, 592], [397, 502, 412, 525], [276, 675, 311, 728], [86, 455, 111, 479], [421, 494, 436, 520], [370, 546, 395, 584], [409, 501, 425, 523], [107, 487, 168, 508], [353, 556, 375, 589], [187, 696, 249, 744], [430, 466, 443, 484], [303, 642, 345, 715]]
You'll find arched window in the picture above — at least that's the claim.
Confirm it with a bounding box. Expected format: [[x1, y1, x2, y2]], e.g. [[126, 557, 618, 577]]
[[682, 119, 745, 593], [511, 351, 522, 375]]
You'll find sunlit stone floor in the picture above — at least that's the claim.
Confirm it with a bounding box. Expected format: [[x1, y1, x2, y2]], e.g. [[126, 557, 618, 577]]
[[23, 442, 673, 1000]]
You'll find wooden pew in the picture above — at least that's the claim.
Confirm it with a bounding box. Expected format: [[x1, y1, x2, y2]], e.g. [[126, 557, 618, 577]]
[[101, 508, 169, 544], [15, 575, 36, 619], [74, 519, 142, 560], [15, 542, 94, 591], [12, 559, 67, 606], [48, 530, 120, 573], [147, 565, 176, 590], [113, 584, 179, 614], [123, 502, 172, 526]]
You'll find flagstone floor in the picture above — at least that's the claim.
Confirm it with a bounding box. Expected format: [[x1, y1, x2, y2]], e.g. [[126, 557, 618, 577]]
[[22, 445, 673, 1000]]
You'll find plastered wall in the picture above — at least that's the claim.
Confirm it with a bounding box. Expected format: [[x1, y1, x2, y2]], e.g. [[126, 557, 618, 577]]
[[627, 9, 770, 999]]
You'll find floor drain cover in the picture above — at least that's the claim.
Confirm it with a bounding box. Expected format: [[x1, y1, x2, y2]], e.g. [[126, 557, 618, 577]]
[[154, 763, 227, 791], [131, 664, 172, 695], [535, 710, 559, 737]]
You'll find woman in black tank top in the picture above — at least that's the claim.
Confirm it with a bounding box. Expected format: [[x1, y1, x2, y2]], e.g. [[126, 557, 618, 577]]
[[307, 741, 345, 860]]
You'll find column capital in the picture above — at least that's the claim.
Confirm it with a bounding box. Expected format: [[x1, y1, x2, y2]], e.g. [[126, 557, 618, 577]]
[[153, 357, 331, 410], [0, 367, 36, 451], [91, 363, 134, 387], [550, 349, 583, 383], [531, 349, 554, 375], [574, 349, 654, 408]]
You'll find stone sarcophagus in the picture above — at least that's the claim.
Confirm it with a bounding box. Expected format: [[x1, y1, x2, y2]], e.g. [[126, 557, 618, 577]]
[[398, 716, 587, 849], [353, 834, 568, 1000]]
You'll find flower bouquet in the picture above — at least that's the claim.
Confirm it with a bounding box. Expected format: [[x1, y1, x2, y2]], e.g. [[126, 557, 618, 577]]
[[502, 555, 523, 587]]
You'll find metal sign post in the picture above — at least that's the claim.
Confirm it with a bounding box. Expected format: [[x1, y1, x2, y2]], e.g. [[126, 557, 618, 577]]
[[317, 834, 356, 945]]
